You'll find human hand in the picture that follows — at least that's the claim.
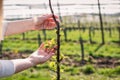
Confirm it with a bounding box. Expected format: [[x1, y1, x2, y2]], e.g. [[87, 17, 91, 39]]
[[32, 14, 59, 30], [28, 43, 57, 65]]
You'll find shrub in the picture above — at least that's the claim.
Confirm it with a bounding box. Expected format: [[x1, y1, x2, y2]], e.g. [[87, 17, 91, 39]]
[[98, 68, 114, 77], [113, 66, 120, 75], [81, 65, 95, 74]]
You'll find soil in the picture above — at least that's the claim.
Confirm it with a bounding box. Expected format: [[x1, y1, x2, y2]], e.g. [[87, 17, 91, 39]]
[[61, 55, 120, 68], [0, 52, 120, 68]]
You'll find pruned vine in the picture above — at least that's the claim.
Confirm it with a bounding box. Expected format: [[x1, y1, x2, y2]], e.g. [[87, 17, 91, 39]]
[[49, 0, 61, 80]]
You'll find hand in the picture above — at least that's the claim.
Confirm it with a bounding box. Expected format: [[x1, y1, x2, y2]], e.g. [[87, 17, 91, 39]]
[[28, 43, 57, 65], [32, 14, 59, 30]]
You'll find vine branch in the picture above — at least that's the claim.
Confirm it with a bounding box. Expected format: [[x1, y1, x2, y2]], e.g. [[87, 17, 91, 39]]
[[49, 0, 61, 80]]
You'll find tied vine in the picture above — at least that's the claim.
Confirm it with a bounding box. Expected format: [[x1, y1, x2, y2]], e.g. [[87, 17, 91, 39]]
[[49, 0, 61, 80]]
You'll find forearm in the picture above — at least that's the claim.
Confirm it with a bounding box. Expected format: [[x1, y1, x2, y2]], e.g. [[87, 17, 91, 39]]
[[0, 58, 35, 77], [5, 19, 34, 36], [11, 58, 35, 73]]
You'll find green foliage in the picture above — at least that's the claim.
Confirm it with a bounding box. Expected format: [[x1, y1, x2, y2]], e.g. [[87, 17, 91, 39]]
[[98, 68, 114, 77], [2, 21, 120, 80], [98, 66, 120, 77], [113, 66, 120, 75], [81, 65, 95, 74], [44, 39, 56, 49]]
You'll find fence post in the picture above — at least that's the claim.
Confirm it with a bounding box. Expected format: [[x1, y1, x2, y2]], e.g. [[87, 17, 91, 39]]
[[97, 0, 105, 44], [0, 41, 3, 57], [79, 37, 85, 64], [63, 28, 67, 41], [78, 20, 80, 30], [22, 33, 25, 40], [37, 33, 42, 47], [92, 27, 95, 37], [83, 26, 86, 33], [109, 27, 112, 37], [42, 29, 47, 40], [118, 27, 120, 43], [57, 0, 62, 22], [89, 27, 92, 43]]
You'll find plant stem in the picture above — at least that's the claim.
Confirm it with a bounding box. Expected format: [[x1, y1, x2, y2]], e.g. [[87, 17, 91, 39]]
[[49, 0, 61, 80]]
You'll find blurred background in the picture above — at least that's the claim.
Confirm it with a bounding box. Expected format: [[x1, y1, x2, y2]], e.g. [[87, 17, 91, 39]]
[[0, 0, 120, 80]]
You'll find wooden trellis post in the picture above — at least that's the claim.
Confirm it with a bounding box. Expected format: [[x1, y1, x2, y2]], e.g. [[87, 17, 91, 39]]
[[91, 27, 95, 37], [117, 27, 120, 43], [79, 37, 85, 64], [42, 29, 47, 40], [78, 20, 80, 30], [117, 20, 120, 43], [0, 41, 3, 55], [63, 28, 67, 41], [22, 33, 25, 40], [0, 0, 3, 55], [57, 0, 62, 22], [0, 0, 2, 26], [89, 27, 92, 44], [37, 32, 42, 47], [97, 0, 105, 44], [109, 27, 112, 37], [83, 26, 86, 33]]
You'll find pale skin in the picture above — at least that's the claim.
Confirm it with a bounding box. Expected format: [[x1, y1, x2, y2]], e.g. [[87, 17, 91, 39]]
[[5, 14, 59, 36], [12, 43, 57, 73], [3, 14, 59, 73]]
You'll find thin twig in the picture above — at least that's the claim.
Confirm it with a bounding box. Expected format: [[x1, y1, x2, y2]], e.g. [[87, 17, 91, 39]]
[[49, 0, 61, 80]]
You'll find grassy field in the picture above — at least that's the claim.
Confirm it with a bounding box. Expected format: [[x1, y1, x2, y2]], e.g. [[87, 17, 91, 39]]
[[1, 26, 120, 80]]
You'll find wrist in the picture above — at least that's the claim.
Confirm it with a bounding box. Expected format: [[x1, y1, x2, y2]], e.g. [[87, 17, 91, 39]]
[[27, 19, 35, 31], [11, 58, 36, 73], [26, 57, 37, 66], [32, 16, 40, 30]]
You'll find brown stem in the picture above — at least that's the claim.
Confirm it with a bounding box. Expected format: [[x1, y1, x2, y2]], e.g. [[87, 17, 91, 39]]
[[49, 0, 61, 80]]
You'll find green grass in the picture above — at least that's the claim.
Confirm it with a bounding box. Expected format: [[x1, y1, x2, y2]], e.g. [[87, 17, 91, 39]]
[[1, 27, 120, 80], [1, 69, 51, 80], [1, 64, 120, 80]]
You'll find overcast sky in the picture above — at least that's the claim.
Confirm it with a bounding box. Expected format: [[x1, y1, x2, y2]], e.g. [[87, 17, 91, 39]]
[[4, 0, 120, 5], [3, 0, 120, 19], [4, 0, 120, 12]]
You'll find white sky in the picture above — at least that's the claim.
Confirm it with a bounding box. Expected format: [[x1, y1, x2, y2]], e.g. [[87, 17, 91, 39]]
[[3, 0, 120, 19], [4, 0, 120, 4]]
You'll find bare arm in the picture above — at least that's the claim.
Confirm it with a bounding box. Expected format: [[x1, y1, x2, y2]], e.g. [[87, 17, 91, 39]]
[[4, 14, 59, 37], [0, 43, 56, 77], [5, 19, 34, 36], [11, 58, 34, 73]]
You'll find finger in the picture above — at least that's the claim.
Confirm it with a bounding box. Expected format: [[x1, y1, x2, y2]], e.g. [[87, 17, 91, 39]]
[[47, 14, 59, 19], [44, 48, 48, 52], [44, 22, 56, 30], [37, 18, 59, 30], [48, 22, 56, 27], [47, 18, 54, 22], [41, 14, 59, 21], [43, 20, 49, 29], [45, 48, 51, 53], [47, 18, 60, 23], [48, 45, 57, 54], [49, 48, 56, 53], [40, 23, 45, 29], [39, 43, 44, 50]]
